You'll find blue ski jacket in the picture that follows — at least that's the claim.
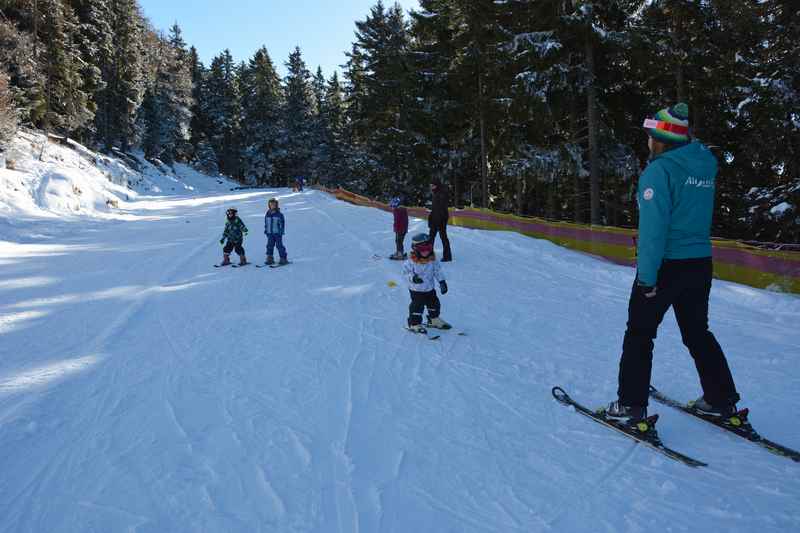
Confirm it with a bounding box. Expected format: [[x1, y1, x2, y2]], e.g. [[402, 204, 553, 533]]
[[636, 141, 717, 286], [264, 209, 285, 236]]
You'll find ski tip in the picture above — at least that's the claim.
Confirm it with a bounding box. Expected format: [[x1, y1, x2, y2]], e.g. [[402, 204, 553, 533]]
[[649, 385, 658, 393], [551, 386, 568, 402]]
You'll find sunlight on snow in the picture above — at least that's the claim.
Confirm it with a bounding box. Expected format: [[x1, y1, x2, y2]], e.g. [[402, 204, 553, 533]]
[[0, 276, 59, 291], [0, 355, 102, 396], [0, 310, 48, 334], [311, 284, 375, 298], [4, 281, 211, 311]]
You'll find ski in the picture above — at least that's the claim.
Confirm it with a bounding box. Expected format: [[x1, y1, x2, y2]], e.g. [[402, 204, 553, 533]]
[[427, 324, 467, 336], [649, 386, 800, 463], [404, 327, 440, 340], [255, 261, 290, 268], [231, 263, 249, 268], [551, 387, 707, 468], [213, 263, 232, 268]]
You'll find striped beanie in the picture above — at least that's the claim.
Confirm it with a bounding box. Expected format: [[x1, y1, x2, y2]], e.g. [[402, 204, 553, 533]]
[[643, 102, 690, 145]]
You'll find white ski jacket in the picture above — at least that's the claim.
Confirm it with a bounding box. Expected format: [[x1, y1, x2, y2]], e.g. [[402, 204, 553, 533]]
[[403, 256, 446, 292]]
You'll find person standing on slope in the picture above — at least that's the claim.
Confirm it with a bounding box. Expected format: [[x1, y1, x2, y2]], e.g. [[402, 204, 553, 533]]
[[219, 208, 248, 266], [404, 233, 450, 333], [428, 180, 452, 262], [390, 196, 409, 260], [264, 198, 288, 265], [605, 103, 741, 422]]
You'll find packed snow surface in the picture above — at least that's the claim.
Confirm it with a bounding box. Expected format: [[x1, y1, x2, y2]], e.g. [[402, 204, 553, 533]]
[[1, 186, 799, 532]]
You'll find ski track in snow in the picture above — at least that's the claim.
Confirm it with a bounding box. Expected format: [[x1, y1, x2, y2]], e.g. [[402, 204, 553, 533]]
[[1, 188, 799, 532]]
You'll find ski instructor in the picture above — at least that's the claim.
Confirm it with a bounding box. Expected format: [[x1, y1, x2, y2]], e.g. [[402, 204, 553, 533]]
[[605, 102, 741, 422], [428, 179, 452, 262]]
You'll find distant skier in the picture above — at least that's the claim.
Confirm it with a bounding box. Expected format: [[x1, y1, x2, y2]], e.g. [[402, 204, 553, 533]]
[[219, 208, 248, 266], [264, 198, 288, 265], [404, 233, 450, 333], [428, 179, 452, 262], [389, 196, 408, 260], [604, 103, 741, 422]]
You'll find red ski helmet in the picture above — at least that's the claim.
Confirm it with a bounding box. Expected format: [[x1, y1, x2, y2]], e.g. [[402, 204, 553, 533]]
[[411, 232, 433, 256]]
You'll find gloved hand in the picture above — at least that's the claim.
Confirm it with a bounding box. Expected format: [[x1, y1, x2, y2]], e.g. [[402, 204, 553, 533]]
[[439, 280, 448, 294], [412, 274, 423, 284], [243, 230, 248, 235], [220, 238, 225, 245], [637, 282, 657, 299]]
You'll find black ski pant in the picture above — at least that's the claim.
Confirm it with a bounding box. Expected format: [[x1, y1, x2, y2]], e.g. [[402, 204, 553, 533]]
[[618, 257, 740, 408], [408, 290, 440, 326], [223, 240, 245, 256], [396, 232, 406, 255], [428, 221, 452, 261]]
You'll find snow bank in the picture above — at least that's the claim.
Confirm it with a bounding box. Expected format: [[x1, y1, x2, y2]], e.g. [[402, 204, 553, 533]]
[[0, 130, 235, 226]]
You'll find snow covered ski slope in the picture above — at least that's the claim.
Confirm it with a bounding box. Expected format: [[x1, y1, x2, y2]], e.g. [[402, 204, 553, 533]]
[[1, 188, 799, 532]]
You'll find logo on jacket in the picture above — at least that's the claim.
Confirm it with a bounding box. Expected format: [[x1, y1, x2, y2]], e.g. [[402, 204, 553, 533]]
[[643, 188, 655, 201]]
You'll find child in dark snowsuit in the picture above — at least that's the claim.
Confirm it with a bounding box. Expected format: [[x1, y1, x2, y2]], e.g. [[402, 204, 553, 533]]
[[264, 198, 288, 265], [403, 233, 450, 333], [219, 208, 248, 265], [390, 197, 408, 260]]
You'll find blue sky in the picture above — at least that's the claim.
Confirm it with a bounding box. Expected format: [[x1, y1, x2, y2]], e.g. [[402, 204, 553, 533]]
[[138, 0, 421, 78]]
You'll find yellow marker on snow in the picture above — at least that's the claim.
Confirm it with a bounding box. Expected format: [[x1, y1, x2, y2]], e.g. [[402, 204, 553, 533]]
[[387, 280, 397, 288]]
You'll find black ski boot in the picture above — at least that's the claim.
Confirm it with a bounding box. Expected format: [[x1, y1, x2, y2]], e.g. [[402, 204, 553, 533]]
[[602, 401, 647, 423], [690, 396, 737, 417]]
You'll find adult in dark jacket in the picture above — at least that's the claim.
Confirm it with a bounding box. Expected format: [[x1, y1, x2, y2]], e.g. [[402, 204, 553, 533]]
[[428, 180, 452, 262]]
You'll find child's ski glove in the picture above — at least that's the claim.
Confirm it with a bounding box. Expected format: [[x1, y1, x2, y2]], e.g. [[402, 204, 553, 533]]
[[412, 274, 423, 284], [219, 238, 225, 244], [439, 281, 448, 294]]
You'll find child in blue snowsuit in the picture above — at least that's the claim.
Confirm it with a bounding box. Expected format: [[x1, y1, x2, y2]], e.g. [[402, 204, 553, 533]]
[[264, 198, 288, 265]]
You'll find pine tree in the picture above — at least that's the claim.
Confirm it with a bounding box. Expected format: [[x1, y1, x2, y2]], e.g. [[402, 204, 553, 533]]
[[0, 70, 18, 146], [95, 0, 143, 151], [37, 0, 93, 134], [320, 71, 347, 185], [277, 46, 314, 184], [348, 1, 418, 197], [187, 46, 208, 161], [0, 18, 45, 127], [240, 46, 283, 185], [145, 23, 193, 164], [66, 0, 114, 142], [204, 49, 242, 177]]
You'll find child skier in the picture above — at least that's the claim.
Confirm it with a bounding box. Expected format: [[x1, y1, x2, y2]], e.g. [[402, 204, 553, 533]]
[[390, 196, 408, 260], [403, 233, 450, 333], [264, 198, 288, 265], [219, 208, 248, 266]]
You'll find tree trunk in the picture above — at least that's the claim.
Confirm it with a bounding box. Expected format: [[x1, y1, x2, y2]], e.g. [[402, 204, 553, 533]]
[[586, 35, 601, 225], [571, 98, 582, 223], [478, 73, 488, 209]]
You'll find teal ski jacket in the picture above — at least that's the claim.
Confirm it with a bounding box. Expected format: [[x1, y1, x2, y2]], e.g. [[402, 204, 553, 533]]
[[636, 141, 718, 286]]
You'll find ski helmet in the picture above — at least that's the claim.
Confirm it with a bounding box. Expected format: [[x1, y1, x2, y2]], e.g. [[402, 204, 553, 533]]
[[411, 232, 433, 256], [268, 198, 279, 208], [226, 208, 237, 217], [389, 197, 401, 209]]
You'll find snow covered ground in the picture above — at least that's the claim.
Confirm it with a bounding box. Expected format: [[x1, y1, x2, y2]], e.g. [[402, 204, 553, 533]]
[[1, 183, 799, 532]]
